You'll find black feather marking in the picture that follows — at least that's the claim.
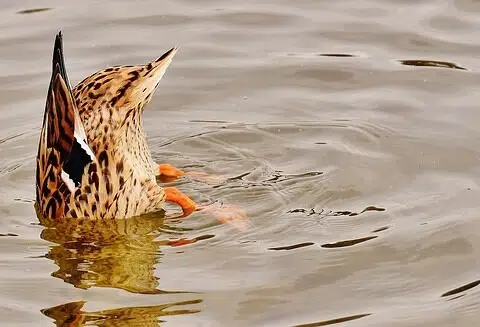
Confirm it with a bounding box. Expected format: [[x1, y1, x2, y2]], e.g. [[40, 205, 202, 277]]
[[62, 139, 93, 187], [50, 33, 70, 100], [129, 70, 139, 81], [52, 32, 71, 89], [156, 48, 175, 62]]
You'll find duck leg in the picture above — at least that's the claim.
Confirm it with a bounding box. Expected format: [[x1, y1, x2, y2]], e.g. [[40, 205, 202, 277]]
[[163, 187, 196, 216]]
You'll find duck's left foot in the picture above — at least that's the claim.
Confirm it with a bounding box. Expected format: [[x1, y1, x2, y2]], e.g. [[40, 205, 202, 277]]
[[157, 163, 225, 184], [163, 187, 248, 231], [197, 203, 249, 231]]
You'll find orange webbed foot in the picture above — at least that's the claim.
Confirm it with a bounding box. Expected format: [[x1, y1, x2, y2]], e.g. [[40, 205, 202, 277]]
[[163, 187, 248, 231], [158, 164, 185, 183], [157, 163, 225, 184], [197, 203, 249, 231]]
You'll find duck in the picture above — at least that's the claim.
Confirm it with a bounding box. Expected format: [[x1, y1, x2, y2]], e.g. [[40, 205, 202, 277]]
[[35, 31, 245, 227]]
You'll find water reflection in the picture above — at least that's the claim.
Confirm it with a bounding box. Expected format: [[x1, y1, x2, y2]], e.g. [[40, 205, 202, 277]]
[[41, 299, 202, 327], [38, 210, 201, 294]]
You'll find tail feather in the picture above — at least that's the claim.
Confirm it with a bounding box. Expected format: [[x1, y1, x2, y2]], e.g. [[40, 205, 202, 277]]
[[36, 31, 96, 219]]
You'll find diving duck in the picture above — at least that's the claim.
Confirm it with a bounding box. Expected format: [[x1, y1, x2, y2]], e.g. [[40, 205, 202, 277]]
[[36, 31, 244, 225]]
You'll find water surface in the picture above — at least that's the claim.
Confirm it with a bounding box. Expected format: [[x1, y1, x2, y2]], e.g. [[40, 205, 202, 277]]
[[0, 1, 479, 326]]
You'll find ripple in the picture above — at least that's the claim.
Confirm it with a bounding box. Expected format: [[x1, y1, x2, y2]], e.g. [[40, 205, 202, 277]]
[[12, 198, 34, 203], [399, 59, 466, 70], [109, 13, 194, 26], [293, 313, 371, 327], [321, 236, 378, 248], [318, 53, 357, 58], [285, 52, 360, 58], [211, 11, 297, 27], [0, 233, 18, 237], [0, 131, 27, 145], [16, 8, 52, 15], [441, 279, 480, 298], [0, 163, 22, 176], [213, 170, 324, 190], [287, 206, 386, 218], [372, 226, 390, 233], [149, 121, 393, 252], [268, 242, 315, 251]]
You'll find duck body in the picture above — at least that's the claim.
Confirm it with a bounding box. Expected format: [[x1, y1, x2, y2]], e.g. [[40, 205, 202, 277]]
[[35, 32, 178, 220]]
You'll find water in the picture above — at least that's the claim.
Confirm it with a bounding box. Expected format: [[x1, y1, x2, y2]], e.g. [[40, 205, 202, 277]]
[[0, 1, 479, 326]]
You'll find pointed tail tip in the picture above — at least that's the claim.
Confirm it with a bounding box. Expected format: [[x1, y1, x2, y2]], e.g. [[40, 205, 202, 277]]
[[55, 30, 63, 44], [51, 30, 71, 89], [155, 47, 178, 63], [53, 31, 64, 56], [52, 31, 64, 63]]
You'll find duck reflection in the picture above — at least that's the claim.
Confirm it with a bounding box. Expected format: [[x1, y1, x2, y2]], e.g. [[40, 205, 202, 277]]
[[38, 209, 205, 294], [41, 299, 202, 327]]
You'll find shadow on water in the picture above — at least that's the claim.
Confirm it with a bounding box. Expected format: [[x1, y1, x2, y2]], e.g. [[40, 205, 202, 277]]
[[41, 299, 202, 327]]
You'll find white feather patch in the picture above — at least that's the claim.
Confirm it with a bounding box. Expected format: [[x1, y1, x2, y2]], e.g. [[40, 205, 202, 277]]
[[74, 132, 96, 161], [61, 169, 76, 192]]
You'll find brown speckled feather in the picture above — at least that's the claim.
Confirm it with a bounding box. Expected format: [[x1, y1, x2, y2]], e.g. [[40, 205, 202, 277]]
[[36, 31, 177, 221]]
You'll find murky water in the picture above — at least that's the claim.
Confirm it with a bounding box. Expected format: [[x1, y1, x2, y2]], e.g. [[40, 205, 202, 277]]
[[1, 1, 479, 326]]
